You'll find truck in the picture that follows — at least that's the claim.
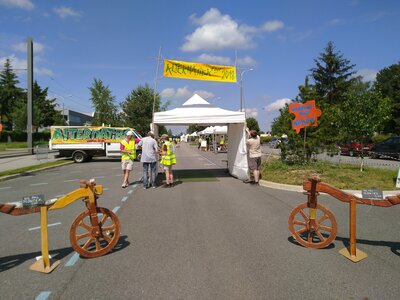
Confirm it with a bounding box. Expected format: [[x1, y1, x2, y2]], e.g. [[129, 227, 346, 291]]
[[49, 126, 142, 163]]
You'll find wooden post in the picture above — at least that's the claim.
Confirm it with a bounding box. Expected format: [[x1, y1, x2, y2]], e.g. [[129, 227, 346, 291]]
[[339, 199, 368, 262], [29, 207, 60, 273]]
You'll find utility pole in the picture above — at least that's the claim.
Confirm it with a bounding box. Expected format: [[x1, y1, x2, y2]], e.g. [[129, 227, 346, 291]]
[[239, 68, 254, 113], [151, 46, 162, 134], [27, 37, 34, 154]]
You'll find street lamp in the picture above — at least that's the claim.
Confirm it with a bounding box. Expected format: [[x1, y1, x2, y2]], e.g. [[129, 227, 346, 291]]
[[239, 68, 254, 112]]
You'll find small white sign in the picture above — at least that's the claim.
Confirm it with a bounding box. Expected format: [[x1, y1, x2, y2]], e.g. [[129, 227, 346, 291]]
[[396, 167, 400, 188]]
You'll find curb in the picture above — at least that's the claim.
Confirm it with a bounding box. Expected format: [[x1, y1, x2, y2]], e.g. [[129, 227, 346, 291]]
[[0, 160, 74, 182], [258, 179, 400, 197]]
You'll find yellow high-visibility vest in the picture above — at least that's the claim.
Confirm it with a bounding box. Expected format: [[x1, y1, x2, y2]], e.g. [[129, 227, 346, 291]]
[[121, 140, 136, 160], [161, 141, 176, 166]]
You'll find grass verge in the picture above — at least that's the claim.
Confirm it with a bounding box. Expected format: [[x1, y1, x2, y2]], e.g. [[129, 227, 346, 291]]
[[0, 160, 72, 178], [261, 159, 399, 190]]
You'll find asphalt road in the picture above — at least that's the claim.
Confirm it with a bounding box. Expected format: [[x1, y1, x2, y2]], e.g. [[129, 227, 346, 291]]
[[1, 143, 400, 299]]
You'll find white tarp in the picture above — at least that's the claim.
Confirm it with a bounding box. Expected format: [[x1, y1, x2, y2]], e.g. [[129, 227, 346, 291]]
[[153, 94, 249, 180]]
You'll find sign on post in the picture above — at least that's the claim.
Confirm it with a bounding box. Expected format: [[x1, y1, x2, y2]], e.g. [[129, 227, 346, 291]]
[[288, 100, 322, 134]]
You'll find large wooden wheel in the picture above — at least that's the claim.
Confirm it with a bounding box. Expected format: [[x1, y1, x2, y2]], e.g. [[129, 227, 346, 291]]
[[288, 202, 337, 249], [70, 207, 120, 258]]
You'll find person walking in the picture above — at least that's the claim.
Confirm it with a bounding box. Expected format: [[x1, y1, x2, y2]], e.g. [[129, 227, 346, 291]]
[[137, 131, 158, 189], [120, 130, 136, 188], [160, 134, 176, 187], [245, 128, 261, 185]]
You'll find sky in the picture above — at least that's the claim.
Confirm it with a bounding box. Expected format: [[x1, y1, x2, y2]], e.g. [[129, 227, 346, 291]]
[[1, 0, 399, 133]]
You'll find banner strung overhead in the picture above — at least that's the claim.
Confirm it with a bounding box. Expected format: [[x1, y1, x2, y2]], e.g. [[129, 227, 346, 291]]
[[163, 59, 237, 83]]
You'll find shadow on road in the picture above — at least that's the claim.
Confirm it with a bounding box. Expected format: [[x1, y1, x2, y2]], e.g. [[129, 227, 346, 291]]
[[287, 235, 400, 256], [0, 246, 74, 272], [336, 236, 400, 257]]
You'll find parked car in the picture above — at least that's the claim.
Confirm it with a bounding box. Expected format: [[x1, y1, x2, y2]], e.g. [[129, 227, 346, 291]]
[[268, 137, 281, 148], [369, 137, 400, 159], [337, 138, 374, 157]]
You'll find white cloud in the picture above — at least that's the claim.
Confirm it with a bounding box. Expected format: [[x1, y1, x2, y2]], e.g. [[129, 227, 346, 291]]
[[175, 86, 193, 98], [197, 53, 232, 65], [181, 8, 284, 52], [237, 56, 256, 66], [54, 6, 81, 18], [194, 90, 214, 99], [160, 86, 214, 100], [261, 20, 284, 32], [264, 98, 291, 112], [12, 41, 45, 53], [328, 18, 343, 25], [0, 55, 26, 73], [0, 0, 34, 10], [355, 69, 378, 82], [35, 67, 53, 76], [0, 55, 53, 76], [244, 108, 258, 118], [160, 88, 175, 98]]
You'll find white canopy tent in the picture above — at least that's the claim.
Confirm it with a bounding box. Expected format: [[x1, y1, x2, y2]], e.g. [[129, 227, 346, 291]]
[[199, 125, 228, 135], [153, 94, 249, 180]]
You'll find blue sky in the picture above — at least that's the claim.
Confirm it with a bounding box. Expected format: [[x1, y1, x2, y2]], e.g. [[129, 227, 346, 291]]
[[1, 0, 399, 133]]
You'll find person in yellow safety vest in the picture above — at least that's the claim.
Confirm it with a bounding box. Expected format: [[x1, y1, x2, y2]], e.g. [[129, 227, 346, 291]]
[[160, 133, 176, 187], [120, 130, 136, 188]]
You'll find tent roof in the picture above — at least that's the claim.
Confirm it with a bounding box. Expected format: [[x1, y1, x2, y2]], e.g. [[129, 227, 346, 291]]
[[199, 126, 228, 135], [154, 94, 245, 125]]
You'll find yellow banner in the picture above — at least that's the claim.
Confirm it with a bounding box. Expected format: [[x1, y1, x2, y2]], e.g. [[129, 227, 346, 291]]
[[163, 59, 237, 83], [50, 126, 133, 144]]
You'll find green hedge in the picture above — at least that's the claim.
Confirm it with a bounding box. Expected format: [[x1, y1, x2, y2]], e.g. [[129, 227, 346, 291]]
[[0, 130, 50, 142], [260, 136, 273, 144]]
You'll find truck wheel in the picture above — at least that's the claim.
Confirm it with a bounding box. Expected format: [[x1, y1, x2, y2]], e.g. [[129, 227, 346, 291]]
[[72, 151, 87, 163]]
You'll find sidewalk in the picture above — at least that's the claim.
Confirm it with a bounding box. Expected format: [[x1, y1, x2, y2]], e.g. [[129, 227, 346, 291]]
[[0, 151, 66, 173]]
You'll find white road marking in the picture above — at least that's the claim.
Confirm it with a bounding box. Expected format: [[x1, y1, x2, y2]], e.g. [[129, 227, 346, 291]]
[[65, 252, 80, 267], [35, 291, 51, 300], [0, 186, 11, 190], [199, 155, 218, 166], [29, 182, 48, 186], [29, 222, 61, 231], [63, 179, 78, 182]]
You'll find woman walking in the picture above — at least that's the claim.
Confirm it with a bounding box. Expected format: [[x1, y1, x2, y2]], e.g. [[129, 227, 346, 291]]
[[160, 134, 176, 187]]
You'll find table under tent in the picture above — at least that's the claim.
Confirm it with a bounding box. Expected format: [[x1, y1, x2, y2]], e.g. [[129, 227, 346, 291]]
[[152, 94, 249, 180]]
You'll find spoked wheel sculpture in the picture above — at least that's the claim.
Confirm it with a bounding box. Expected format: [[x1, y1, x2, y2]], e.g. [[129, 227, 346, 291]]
[[288, 202, 337, 249], [70, 207, 120, 258]]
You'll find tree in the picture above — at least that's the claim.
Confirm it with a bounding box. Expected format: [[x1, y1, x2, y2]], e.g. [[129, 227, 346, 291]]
[[308, 41, 357, 147], [338, 80, 391, 141], [246, 117, 260, 133], [188, 124, 206, 134], [311, 41, 356, 106], [120, 84, 168, 136], [89, 78, 119, 126], [0, 58, 24, 129], [374, 62, 400, 133], [10, 81, 66, 130]]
